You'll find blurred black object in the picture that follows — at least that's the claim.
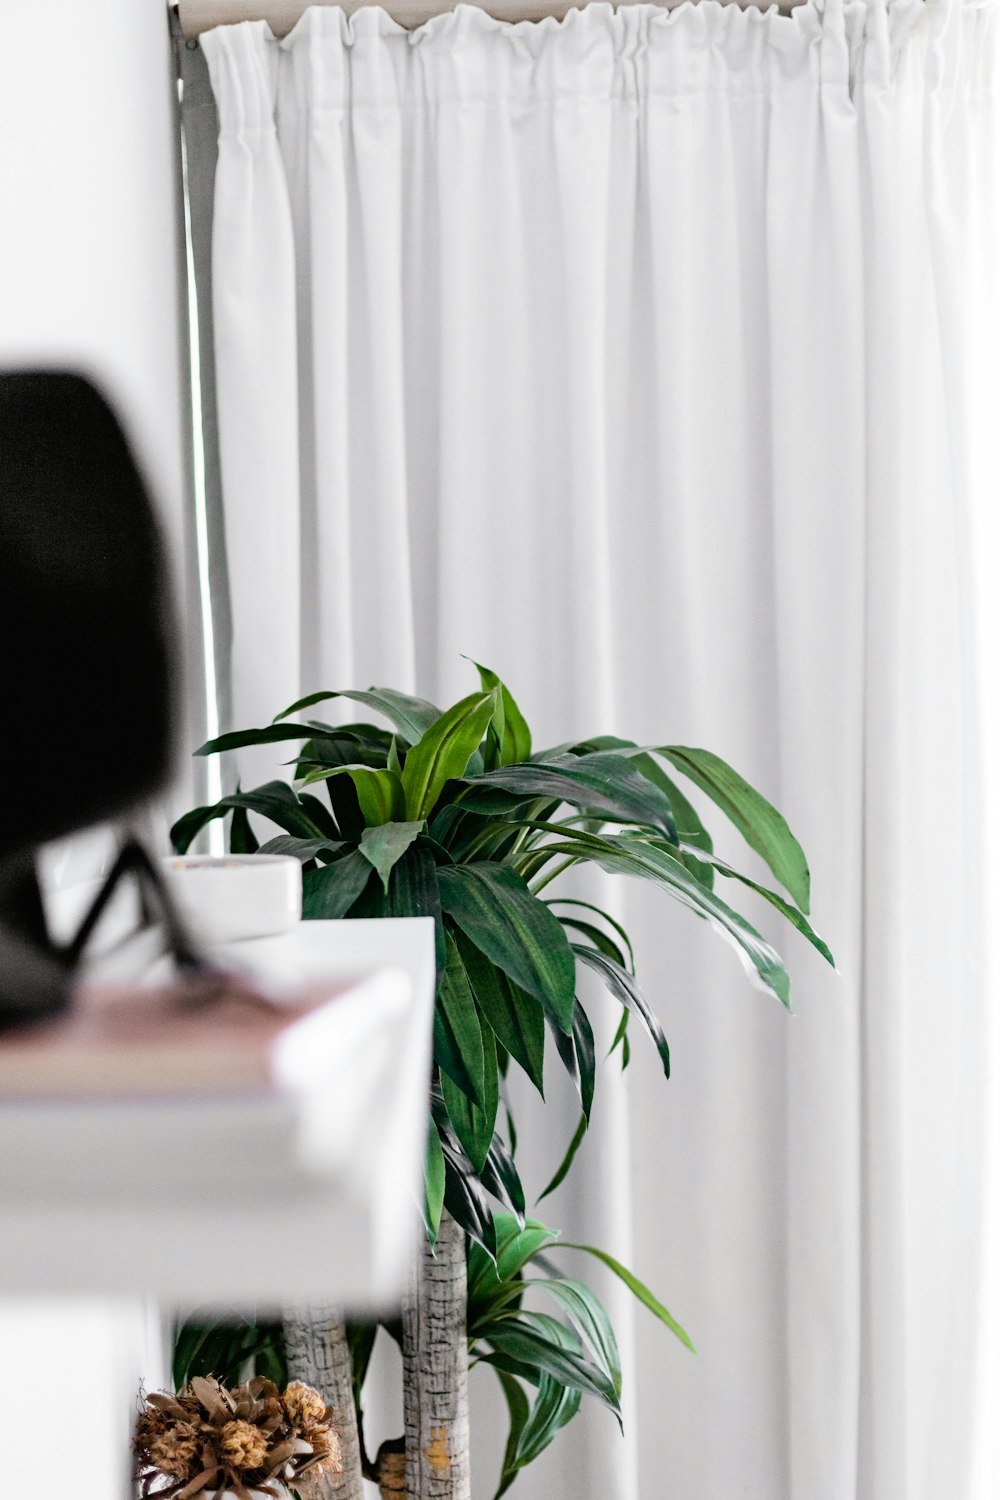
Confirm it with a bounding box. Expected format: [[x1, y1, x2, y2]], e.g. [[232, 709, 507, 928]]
[[0, 371, 179, 1024]]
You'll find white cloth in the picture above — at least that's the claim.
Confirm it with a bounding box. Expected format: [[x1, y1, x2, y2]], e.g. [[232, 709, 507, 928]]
[[199, 3, 1000, 1495]]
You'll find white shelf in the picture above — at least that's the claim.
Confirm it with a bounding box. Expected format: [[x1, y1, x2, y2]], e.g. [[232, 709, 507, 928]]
[[0, 917, 436, 1311]]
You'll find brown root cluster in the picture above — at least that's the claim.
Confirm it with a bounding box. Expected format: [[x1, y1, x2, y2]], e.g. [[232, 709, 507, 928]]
[[134, 1374, 340, 1499]]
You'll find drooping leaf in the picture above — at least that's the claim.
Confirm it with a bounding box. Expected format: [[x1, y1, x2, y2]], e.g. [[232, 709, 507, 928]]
[[527, 1277, 622, 1399], [680, 849, 836, 968], [438, 864, 577, 1034], [521, 827, 792, 1009], [442, 1018, 498, 1173], [431, 1099, 498, 1259], [483, 1313, 620, 1417], [436, 930, 486, 1106], [658, 746, 810, 912], [457, 751, 677, 839], [573, 945, 670, 1079], [514, 1371, 582, 1473], [256, 834, 344, 862], [229, 803, 259, 854], [456, 932, 546, 1097], [494, 1371, 532, 1500], [194, 722, 337, 757], [537, 1114, 588, 1203], [359, 821, 425, 894], [546, 898, 636, 972], [301, 850, 373, 919], [480, 1126, 526, 1223], [558, 1243, 696, 1354], [402, 688, 501, 819], [550, 1000, 596, 1121], [272, 687, 441, 746]]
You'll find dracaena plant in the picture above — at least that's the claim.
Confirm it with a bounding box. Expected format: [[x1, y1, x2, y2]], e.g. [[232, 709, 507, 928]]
[[170, 664, 832, 1499]]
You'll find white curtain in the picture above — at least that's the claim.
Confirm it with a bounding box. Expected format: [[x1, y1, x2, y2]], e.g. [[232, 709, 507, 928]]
[[196, 2, 1000, 1496]]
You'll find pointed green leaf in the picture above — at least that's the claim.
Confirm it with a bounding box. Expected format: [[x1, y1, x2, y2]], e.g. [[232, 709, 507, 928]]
[[424, 1120, 446, 1247], [438, 864, 576, 1033], [658, 746, 810, 912], [442, 1018, 498, 1173], [528, 1278, 621, 1399], [494, 1371, 531, 1499], [573, 945, 670, 1079], [458, 751, 676, 839], [256, 834, 344, 862], [299, 765, 405, 828], [436, 931, 486, 1106], [537, 1114, 588, 1203], [301, 850, 373, 919], [473, 662, 533, 765], [522, 827, 792, 1010], [484, 1314, 621, 1416], [680, 849, 836, 968], [515, 1371, 581, 1471], [359, 821, 425, 894], [549, 1000, 596, 1120], [272, 687, 441, 746], [559, 1243, 696, 1354], [402, 689, 501, 819], [457, 933, 546, 1097]]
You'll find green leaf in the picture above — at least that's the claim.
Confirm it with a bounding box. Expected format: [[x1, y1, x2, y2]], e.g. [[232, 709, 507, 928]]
[[402, 689, 501, 819], [528, 1278, 622, 1399], [442, 1018, 498, 1174], [194, 722, 336, 757], [484, 1313, 621, 1417], [573, 945, 670, 1079], [537, 1114, 588, 1203], [457, 933, 546, 1098], [468, 1214, 559, 1310], [494, 1371, 531, 1499], [272, 687, 441, 746], [559, 1243, 696, 1354], [359, 821, 425, 894], [458, 751, 677, 840], [550, 1000, 596, 1121], [480, 1126, 526, 1223], [658, 746, 810, 912], [300, 765, 405, 829], [523, 827, 792, 1010], [473, 662, 532, 765], [256, 834, 344, 862], [546, 899, 636, 972], [515, 1372, 581, 1471], [301, 850, 373, 919], [680, 849, 836, 969], [432, 1098, 498, 1259], [438, 864, 577, 1034], [424, 1119, 446, 1246], [229, 803, 259, 854], [436, 931, 486, 1106]]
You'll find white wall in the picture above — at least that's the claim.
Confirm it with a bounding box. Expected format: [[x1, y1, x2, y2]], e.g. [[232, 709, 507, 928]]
[[0, 4, 187, 1492]]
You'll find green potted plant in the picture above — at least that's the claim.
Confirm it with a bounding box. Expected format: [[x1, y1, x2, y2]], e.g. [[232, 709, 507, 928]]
[[169, 664, 832, 1499]]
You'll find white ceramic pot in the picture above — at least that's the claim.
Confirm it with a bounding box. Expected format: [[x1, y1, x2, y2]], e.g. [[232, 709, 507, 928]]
[[161, 854, 302, 945]]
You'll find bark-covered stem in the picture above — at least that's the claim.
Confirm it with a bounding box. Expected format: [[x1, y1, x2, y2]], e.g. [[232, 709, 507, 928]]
[[282, 1304, 365, 1500], [402, 1210, 471, 1500]]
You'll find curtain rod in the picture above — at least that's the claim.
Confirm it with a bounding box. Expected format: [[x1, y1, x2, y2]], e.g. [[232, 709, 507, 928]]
[[176, 0, 802, 41]]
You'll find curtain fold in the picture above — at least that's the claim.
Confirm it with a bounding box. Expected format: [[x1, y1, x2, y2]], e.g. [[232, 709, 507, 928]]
[[196, 3, 1000, 1494]]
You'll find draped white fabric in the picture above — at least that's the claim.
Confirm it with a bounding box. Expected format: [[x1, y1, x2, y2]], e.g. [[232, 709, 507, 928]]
[[198, 3, 1000, 1496]]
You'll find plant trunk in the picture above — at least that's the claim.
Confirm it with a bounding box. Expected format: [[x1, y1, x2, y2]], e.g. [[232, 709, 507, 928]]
[[282, 1304, 365, 1500], [402, 1211, 471, 1500]]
